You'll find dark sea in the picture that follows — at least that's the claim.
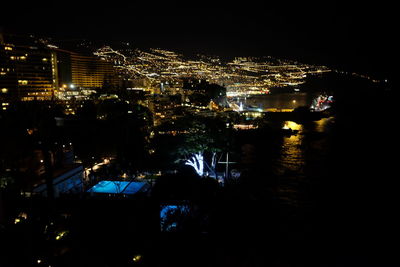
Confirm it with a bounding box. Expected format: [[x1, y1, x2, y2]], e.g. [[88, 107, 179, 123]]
[[236, 74, 399, 266]]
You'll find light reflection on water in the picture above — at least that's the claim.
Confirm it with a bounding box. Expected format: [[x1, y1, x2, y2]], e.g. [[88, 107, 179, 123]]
[[277, 121, 304, 174], [275, 118, 334, 207], [241, 93, 311, 110], [314, 117, 335, 133]]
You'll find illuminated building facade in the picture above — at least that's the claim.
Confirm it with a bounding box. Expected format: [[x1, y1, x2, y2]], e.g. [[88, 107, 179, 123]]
[[52, 50, 118, 100], [0, 34, 56, 102], [69, 52, 117, 89]]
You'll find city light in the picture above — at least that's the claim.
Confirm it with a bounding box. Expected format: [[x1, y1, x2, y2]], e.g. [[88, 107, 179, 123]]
[[132, 254, 142, 262], [55, 230, 69, 240]]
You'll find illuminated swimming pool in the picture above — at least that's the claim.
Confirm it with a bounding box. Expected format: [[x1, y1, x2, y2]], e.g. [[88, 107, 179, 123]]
[[87, 180, 147, 195]]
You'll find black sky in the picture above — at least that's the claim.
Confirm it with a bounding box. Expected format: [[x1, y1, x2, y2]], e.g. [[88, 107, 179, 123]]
[[1, 1, 396, 78]]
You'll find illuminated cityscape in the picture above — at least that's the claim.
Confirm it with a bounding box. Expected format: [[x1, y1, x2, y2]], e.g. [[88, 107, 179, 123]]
[[93, 46, 332, 96], [0, 2, 397, 267]]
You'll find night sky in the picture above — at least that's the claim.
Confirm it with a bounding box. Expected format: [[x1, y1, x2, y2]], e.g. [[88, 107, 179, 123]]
[[1, 1, 395, 78]]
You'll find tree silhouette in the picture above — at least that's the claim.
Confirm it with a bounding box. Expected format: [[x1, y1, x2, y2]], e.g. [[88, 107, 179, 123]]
[[174, 116, 228, 177]]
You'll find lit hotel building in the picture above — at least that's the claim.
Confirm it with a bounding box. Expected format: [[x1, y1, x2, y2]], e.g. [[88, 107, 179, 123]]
[[55, 49, 117, 90], [70, 52, 116, 89]]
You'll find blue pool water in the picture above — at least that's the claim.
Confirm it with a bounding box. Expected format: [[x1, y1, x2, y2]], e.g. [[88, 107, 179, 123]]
[[88, 180, 146, 195]]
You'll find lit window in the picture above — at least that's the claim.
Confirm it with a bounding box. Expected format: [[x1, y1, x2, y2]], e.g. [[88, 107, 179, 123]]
[[4, 46, 13, 51], [18, 80, 28, 85], [1, 88, 8, 93]]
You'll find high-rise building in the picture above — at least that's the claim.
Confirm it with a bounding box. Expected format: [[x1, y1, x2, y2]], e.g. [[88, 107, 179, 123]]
[[0, 34, 56, 102], [69, 52, 117, 89]]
